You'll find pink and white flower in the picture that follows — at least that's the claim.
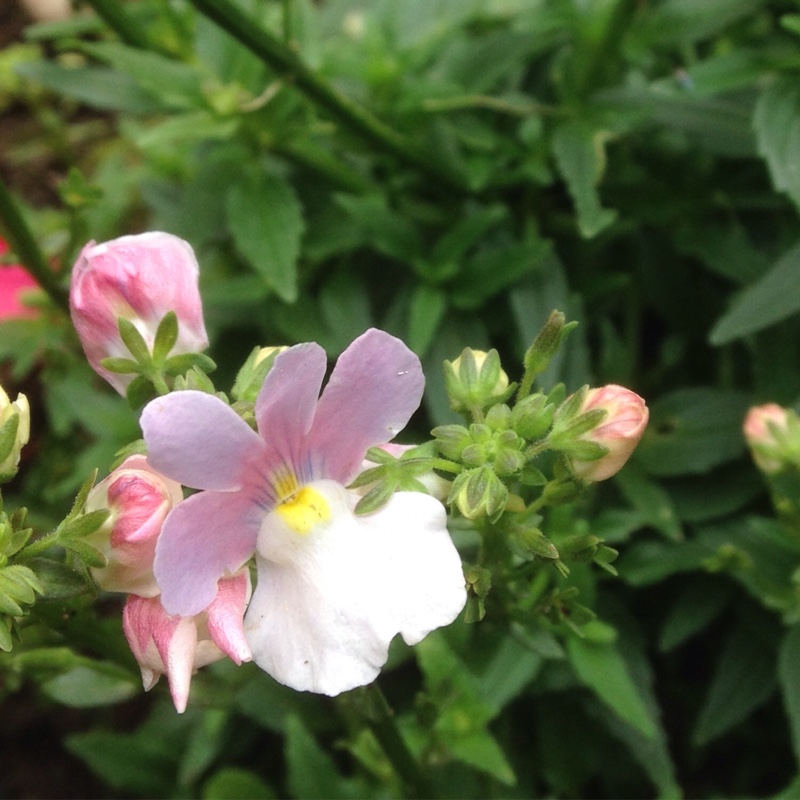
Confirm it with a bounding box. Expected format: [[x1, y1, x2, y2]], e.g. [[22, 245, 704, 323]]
[[69, 232, 208, 394], [123, 571, 251, 713], [568, 384, 649, 481], [743, 403, 792, 474], [85, 455, 184, 596], [141, 329, 466, 696]]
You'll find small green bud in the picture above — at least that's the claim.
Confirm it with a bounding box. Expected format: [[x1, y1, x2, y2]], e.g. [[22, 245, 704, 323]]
[[444, 348, 513, 414], [449, 467, 508, 521], [509, 527, 560, 561], [0, 388, 29, 481], [232, 345, 288, 403], [432, 424, 471, 460], [511, 393, 555, 440], [560, 534, 603, 561], [485, 403, 512, 431]]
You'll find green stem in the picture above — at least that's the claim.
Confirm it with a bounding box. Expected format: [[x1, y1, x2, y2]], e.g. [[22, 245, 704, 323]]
[[187, 0, 468, 193], [0, 177, 68, 314], [82, 0, 156, 51], [15, 530, 62, 561], [360, 684, 437, 798]]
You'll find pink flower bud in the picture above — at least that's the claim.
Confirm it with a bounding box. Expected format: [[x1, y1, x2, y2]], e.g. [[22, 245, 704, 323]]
[[123, 571, 251, 713], [0, 238, 39, 320], [69, 232, 209, 394], [743, 403, 791, 474], [569, 384, 649, 481], [86, 455, 184, 596]]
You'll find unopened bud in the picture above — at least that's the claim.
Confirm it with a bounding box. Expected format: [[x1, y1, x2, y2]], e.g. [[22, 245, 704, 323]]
[[743, 403, 794, 474], [444, 348, 511, 414], [0, 387, 30, 480]]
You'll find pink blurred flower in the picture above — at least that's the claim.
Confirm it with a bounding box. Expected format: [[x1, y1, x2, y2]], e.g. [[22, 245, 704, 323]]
[[69, 232, 208, 394], [141, 329, 466, 696], [86, 455, 184, 596], [744, 403, 791, 474], [0, 238, 39, 320], [569, 384, 649, 481], [123, 571, 251, 713]]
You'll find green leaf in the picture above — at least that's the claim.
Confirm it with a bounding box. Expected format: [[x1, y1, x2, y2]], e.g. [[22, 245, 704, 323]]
[[29, 558, 91, 599], [408, 285, 447, 356], [754, 76, 800, 215], [710, 240, 800, 345], [42, 663, 138, 707], [635, 388, 749, 476], [552, 120, 617, 239], [658, 579, 731, 652], [779, 624, 800, 767], [614, 466, 683, 542], [227, 171, 305, 303], [203, 767, 276, 800], [15, 61, 165, 113], [77, 41, 207, 111], [567, 634, 658, 739], [285, 715, 360, 800], [693, 611, 777, 744]]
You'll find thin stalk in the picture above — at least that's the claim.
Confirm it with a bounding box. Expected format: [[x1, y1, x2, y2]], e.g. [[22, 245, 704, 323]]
[[187, 0, 468, 193], [82, 0, 155, 51], [360, 684, 438, 798], [0, 178, 68, 313]]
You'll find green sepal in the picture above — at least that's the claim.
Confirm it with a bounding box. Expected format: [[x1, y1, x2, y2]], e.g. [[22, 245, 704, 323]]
[[509, 527, 560, 561], [126, 374, 158, 410], [117, 316, 152, 365], [164, 351, 217, 377], [231, 347, 279, 403], [354, 478, 398, 516], [100, 356, 141, 375], [0, 413, 19, 466], [152, 310, 179, 365]]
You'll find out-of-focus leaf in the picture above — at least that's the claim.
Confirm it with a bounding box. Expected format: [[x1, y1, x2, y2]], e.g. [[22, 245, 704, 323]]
[[778, 625, 800, 767], [407, 284, 447, 356], [552, 120, 617, 239], [567, 633, 658, 739], [710, 240, 800, 345], [614, 466, 683, 541], [203, 767, 276, 800], [658, 579, 732, 652], [227, 171, 305, 303], [635, 388, 749, 476], [15, 61, 165, 113], [42, 663, 138, 707], [285, 715, 361, 800], [755, 77, 800, 214], [693, 610, 778, 744]]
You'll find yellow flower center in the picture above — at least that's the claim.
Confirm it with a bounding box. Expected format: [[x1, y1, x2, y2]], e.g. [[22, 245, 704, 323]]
[[276, 486, 331, 535]]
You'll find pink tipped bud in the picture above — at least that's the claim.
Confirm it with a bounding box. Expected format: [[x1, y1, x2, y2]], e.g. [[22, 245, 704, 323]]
[[122, 570, 251, 713], [86, 456, 184, 596], [570, 384, 649, 481], [743, 403, 791, 474], [69, 232, 208, 394]]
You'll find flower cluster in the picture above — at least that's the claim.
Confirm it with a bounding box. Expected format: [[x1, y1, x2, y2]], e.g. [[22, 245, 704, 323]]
[[69, 233, 466, 707], [64, 232, 652, 712]]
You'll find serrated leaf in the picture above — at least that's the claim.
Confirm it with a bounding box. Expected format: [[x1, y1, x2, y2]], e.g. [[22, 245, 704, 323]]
[[227, 172, 304, 303], [30, 558, 92, 599]]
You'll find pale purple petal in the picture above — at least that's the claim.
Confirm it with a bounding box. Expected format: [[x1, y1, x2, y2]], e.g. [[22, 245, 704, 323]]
[[155, 489, 263, 617], [142, 391, 265, 491], [254, 343, 327, 486], [307, 329, 424, 484], [244, 481, 465, 695]]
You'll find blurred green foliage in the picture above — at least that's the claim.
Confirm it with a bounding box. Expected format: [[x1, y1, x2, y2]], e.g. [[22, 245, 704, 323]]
[[4, 0, 800, 797]]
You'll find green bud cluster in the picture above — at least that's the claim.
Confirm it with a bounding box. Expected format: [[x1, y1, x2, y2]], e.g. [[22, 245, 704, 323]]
[[443, 348, 515, 414]]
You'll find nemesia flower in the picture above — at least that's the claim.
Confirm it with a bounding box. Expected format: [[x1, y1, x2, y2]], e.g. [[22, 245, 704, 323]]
[[0, 238, 39, 320], [141, 328, 466, 696], [123, 571, 251, 713], [0, 385, 30, 478], [743, 403, 792, 474], [85, 455, 184, 596], [69, 232, 208, 394], [568, 384, 649, 481]]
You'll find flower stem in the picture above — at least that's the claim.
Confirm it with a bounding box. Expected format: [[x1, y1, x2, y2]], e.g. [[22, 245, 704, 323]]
[[186, 0, 468, 193], [0, 177, 69, 314], [82, 0, 160, 52], [357, 684, 438, 798]]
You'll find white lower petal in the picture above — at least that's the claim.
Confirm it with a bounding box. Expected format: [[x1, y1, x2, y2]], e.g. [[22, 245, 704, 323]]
[[244, 480, 466, 696]]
